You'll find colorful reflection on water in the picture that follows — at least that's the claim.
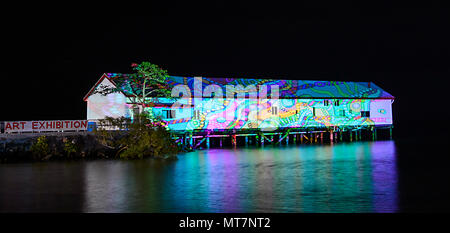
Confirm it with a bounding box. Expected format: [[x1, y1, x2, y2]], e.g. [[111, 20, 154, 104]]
[[80, 140, 398, 212], [0, 141, 398, 212]]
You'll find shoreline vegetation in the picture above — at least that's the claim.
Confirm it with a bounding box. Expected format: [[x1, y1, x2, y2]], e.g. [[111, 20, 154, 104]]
[[1, 61, 182, 164], [0, 116, 181, 164]]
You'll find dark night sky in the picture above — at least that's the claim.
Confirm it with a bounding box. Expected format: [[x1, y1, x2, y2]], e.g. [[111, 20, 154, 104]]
[[3, 3, 450, 139]]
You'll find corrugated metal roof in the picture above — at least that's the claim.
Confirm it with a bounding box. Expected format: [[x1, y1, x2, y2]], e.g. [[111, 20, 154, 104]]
[[104, 73, 394, 99]]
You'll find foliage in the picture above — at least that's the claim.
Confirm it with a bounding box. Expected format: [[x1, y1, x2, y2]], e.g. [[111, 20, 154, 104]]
[[91, 61, 178, 159], [94, 61, 173, 122], [95, 114, 179, 159], [96, 116, 131, 149], [63, 138, 78, 156], [30, 136, 50, 160]]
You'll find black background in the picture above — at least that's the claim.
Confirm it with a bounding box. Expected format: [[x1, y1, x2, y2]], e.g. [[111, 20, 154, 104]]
[[2, 2, 450, 140], [1, 2, 450, 224]]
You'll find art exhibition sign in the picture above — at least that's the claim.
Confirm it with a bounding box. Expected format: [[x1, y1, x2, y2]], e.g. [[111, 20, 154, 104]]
[[4, 120, 88, 133]]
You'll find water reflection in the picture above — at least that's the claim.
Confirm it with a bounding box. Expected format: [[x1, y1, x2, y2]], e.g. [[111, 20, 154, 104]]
[[82, 140, 398, 213], [0, 141, 399, 212], [0, 162, 86, 212], [371, 141, 398, 212]]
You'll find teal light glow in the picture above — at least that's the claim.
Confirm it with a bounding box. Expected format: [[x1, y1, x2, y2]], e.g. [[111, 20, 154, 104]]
[[148, 98, 393, 131]]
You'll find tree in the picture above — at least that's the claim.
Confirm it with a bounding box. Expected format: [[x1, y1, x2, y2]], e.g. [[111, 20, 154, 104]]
[[95, 114, 179, 159], [95, 61, 172, 122], [30, 136, 50, 160]]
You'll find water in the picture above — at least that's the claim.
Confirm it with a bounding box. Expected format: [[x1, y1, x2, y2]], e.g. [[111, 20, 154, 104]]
[[0, 140, 448, 212]]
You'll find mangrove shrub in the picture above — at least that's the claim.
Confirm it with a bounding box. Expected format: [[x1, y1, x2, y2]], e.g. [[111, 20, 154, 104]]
[[30, 136, 50, 160], [95, 114, 179, 159]]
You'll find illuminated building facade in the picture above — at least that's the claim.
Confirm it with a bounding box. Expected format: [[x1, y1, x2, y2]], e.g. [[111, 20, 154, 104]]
[[84, 73, 394, 138]]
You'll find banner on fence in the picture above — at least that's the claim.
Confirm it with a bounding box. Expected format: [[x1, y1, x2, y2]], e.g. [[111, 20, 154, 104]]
[[3, 120, 88, 133]]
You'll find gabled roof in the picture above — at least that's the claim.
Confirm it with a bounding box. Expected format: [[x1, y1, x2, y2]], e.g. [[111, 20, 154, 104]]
[[84, 73, 394, 101], [83, 73, 117, 101]]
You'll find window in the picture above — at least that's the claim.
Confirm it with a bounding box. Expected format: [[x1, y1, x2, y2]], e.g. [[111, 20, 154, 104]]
[[271, 106, 278, 115], [324, 100, 330, 106], [163, 110, 176, 119], [313, 107, 316, 117], [361, 111, 370, 117], [193, 110, 201, 119], [334, 100, 340, 106]]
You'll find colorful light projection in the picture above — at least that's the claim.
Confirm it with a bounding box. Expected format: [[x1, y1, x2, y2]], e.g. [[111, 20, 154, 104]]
[[106, 74, 394, 99], [87, 74, 393, 131], [86, 77, 132, 120], [149, 98, 392, 131]]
